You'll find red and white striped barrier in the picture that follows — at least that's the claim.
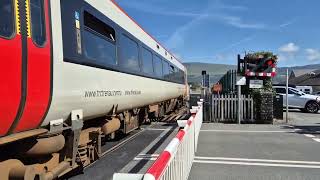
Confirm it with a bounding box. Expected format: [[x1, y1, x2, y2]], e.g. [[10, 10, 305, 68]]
[[143, 102, 203, 180], [113, 102, 203, 180], [245, 68, 276, 77]]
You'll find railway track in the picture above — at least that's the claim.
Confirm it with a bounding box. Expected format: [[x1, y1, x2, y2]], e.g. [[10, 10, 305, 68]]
[[85, 125, 150, 170], [158, 107, 190, 122], [63, 109, 188, 179], [92, 108, 188, 162]]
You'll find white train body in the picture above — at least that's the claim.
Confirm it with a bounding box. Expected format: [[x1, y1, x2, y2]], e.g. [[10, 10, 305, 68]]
[[0, 0, 187, 178], [0, 0, 187, 137], [44, 0, 186, 126]]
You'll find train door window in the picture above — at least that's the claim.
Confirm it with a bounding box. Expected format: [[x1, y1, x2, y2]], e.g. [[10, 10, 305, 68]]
[[141, 47, 154, 75], [30, 0, 46, 46], [0, 0, 14, 38], [119, 34, 140, 71], [153, 55, 163, 78], [83, 11, 116, 66], [163, 61, 170, 80]]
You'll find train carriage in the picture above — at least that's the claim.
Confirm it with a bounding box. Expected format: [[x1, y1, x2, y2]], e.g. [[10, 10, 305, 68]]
[[0, 0, 188, 179]]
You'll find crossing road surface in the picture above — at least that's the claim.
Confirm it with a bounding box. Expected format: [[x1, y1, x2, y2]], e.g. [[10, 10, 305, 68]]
[[66, 123, 179, 180], [189, 111, 320, 180]]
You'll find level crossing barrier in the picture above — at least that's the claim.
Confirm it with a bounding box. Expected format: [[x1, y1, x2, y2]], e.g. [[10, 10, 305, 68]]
[[113, 101, 204, 180]]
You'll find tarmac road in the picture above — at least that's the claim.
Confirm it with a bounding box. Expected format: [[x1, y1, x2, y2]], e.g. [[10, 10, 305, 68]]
[[189, 111, 320, 180]]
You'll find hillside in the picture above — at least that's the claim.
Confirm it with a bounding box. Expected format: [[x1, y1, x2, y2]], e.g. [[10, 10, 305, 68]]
[[183, 62, 236, 85], [184, 62, 320, 85]]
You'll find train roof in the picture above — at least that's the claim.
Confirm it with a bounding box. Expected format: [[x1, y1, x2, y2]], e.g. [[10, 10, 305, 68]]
[[84, 0, 185, 71]]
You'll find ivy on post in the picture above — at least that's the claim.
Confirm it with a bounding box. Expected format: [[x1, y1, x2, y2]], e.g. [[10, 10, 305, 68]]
[[240, 51, 278, 123]]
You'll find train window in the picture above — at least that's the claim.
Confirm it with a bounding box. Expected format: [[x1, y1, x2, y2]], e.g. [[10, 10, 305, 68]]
[[0, 0, 14, 38], [84, 11, 115, 42], [141, 48, 154, 75], [169, 65, 175, 81], [163, 61, 170, 80], [83, 11, 116, 66], [119, 34, 140, 71], [30, 0, 46, 46], [170, 65, 175, 74], [83, 30, 116, 66], [153, 55, 163, 78], [179, 69, 185, 84]]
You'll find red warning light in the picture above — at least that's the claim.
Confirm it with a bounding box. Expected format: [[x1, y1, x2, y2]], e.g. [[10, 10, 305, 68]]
[[266, 59, 273, 66]]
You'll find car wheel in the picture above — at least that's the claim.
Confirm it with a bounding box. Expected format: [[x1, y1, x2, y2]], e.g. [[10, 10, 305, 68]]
[[305, 101, 319, 113]]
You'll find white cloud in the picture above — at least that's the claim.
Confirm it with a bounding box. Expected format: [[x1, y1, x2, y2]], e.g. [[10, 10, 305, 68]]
[[279, 43, 300, 54], [166, 14, 207, 50], [116, 1, 207, 18], [218, 15, 266, 29], [211, 0, 248, 11], [118, 0, 265, 30], [306, 48, 320, 61], [279, 19, 297, 28]]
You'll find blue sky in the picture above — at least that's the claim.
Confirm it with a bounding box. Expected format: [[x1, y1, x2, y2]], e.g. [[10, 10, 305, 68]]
[[114, 0, 320, 67]]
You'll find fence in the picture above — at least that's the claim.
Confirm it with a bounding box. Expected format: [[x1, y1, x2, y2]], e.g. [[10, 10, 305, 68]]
[[113, 101, 203, 180], [211, 94, 254, 123], [218, 70, 237, 94]]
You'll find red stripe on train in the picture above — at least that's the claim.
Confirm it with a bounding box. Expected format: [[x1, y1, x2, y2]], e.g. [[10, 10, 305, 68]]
[[0, 35, 22, 136], [14, 0, 51, 133]]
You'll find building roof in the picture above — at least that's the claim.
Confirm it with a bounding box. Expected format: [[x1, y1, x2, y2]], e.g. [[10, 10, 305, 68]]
[[289, 69, 320, 86]]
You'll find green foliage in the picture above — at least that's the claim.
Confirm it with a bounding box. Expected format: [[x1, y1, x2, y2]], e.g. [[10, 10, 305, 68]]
[[245, 51, 278, 64], [245, 51, 277, 93]]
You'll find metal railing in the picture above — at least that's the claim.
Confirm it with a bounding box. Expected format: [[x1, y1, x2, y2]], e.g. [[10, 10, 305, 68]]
[[113, 101, 203, 180], [212, 94, 254, 123]]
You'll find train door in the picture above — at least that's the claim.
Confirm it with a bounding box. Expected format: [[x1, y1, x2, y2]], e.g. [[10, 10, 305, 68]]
[[13, 0, 52, 133], [0, 0, 24, 136]]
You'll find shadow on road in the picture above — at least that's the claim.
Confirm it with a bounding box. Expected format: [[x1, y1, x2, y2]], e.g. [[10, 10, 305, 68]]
[[281, 125, 320, 135]]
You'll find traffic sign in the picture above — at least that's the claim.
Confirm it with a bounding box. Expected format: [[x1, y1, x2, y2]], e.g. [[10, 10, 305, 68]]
[[249, 80, 263, 88]]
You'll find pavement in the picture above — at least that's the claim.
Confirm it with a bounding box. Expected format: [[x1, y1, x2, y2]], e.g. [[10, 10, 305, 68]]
[[189, 111, 320, 180]]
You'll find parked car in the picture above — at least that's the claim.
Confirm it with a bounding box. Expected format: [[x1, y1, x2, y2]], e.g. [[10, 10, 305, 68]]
[[273, 86, 320, 113]]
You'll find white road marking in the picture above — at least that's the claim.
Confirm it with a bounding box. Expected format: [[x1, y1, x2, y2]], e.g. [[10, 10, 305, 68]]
[[134, 154, 159, 161], [304, 134, 316, 138], [119, 127, 171, 171], [200, 130, 295, 133], [294, 128, 302, 131], [138, 154, 159, 157], [144, 128, 171, 131], [134, 157, 157, 161], [195, 156, 320, 165], [193, 160, 320, 169], [312, 138, 320, 142]]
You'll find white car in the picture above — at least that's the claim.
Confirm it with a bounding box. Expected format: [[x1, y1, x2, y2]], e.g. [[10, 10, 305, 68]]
[[273, 86, 320, 113]]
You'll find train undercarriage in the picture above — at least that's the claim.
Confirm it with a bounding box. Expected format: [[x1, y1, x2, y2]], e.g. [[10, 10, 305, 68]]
[[0, 97, 186, 180]]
